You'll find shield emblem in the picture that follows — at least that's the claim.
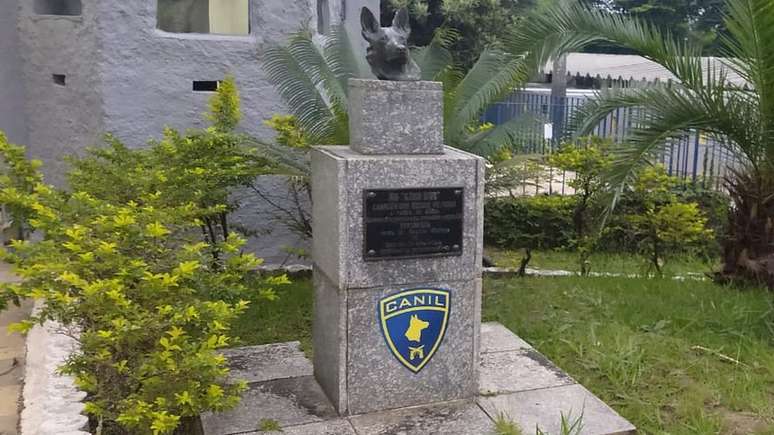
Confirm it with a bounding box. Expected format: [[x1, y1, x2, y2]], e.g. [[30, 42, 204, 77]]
[[378, 288, 451, 373]]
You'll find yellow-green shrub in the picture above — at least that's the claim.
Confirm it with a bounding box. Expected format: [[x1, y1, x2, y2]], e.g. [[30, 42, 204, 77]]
[[0, 78, 287, 434]]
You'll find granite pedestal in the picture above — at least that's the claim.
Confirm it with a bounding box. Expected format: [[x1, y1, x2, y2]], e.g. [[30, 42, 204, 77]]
[[311, 79, 484, 415]]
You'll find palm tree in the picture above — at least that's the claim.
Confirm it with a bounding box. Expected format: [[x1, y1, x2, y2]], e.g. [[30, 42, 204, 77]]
[[262, 26, 539, 157], [503, 0, 774, 287]]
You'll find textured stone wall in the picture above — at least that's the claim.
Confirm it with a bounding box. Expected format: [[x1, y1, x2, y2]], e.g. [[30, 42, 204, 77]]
[[17, 0, 105, 186], [10, 0, 378, 263], [0, 2, 29, 145]]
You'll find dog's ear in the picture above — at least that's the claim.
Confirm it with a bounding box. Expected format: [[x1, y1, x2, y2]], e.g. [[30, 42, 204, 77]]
[[360, 7, 379, 42], [392, 7, 410, 34]]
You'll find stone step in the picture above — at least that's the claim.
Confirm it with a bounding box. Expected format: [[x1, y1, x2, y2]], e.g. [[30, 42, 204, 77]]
[[201, 322, 636, 435]]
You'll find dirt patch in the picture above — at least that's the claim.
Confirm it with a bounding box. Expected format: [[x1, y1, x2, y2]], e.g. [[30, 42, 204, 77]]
[[720, 408, 771, 435]]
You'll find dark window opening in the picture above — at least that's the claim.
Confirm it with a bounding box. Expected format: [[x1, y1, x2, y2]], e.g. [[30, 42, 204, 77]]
[[35, 0, 82, 16], [193, 80, 219, 92], [317, 0, 330, 35], [52, 74, 67, 86], [157, 0, 249, 35]]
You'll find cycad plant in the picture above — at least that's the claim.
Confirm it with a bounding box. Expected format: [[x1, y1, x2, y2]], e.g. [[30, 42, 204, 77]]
[[504, 0, 774, 287], [263, 25, 538, 156]]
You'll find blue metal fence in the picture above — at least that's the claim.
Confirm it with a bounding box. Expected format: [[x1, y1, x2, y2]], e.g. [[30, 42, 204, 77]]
[[483, 89, 736, 191]]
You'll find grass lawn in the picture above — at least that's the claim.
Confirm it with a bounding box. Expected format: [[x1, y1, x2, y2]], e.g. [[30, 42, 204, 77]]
[[235, 274, 773, 434], [231, 277, 314, 355], [484, 276, 774, 435], [486, 247, 717, 276]]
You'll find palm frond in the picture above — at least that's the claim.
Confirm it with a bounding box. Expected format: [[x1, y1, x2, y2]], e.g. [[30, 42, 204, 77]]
[[720, 0, 774, 160], [505, 1, 707, 90], [447, 49, 530, 144], [324, 25, 366, 100], [462, 113, 544, 156], [263, 32, 339, 143], [412, 27, 458, 81], [243, 137, 310, 177], [569, 83, 759, 188]]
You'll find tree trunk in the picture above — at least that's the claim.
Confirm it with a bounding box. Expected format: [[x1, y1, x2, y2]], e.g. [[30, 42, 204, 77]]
[[717, 171, 774, 289]]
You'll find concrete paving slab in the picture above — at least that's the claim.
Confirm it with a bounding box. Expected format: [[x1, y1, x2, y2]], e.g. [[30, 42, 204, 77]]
[[481, 322, 532, 353], [348, 400, 494, 435], [478, 384, 637, 435], [244, 419, 357, 434], [201, 376, 337, 435], [480, 349, 574, 395], [0, 278, 32, 435], [222, 342, 312, 383]]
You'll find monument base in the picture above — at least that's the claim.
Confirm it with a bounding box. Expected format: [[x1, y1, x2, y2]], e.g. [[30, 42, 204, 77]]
[[201, 323, 636, 435]]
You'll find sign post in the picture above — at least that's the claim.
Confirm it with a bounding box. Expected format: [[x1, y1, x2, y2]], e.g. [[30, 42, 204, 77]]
[[310, 79, 484, 415]]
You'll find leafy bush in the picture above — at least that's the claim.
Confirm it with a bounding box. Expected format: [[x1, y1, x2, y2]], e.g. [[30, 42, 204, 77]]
[[263, 114, 308, 149], [484, 195, 575, 250], [68, 77, 275, 252], [0, 132, 43, 242], [485, 165, 724, 271], [623, 166, 713, 276], [548, 137, 612, 274], [2, 188, 262, 433], [0, 77, 287, 433]]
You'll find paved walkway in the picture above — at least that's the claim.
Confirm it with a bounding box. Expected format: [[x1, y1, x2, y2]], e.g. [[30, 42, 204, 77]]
[[0, 263, 30, 435], [201, 323, 636, 435]]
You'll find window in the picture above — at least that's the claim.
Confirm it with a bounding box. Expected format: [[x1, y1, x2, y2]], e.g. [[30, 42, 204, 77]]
[[52, 74, 67, 86], [317, 0, 330, 35], [193, 80, 219, 92], [34, 0, 82, 16], [157, 0, 249, 35]]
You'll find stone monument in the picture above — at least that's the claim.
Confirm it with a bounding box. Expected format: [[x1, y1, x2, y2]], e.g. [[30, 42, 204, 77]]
[[311, 77, 485, 415], [198, 8, 637, 434]]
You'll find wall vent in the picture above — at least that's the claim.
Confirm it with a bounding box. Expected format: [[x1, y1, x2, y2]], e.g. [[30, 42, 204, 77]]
[[193, 81, 219, 92], [35, 0, 82, 16], [52, 74, 66, 86]]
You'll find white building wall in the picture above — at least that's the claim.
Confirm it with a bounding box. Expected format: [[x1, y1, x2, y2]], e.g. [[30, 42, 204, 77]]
[[0, 2, 29, 145], [17, 0, 105, 186]]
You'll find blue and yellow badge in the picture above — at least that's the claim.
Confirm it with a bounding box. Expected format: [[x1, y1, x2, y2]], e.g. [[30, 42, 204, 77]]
[[378, 288, 451, 374]]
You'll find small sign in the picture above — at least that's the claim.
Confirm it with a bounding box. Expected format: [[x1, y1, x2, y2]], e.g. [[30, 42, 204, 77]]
[[543, 123, 554, 140], [378, 288, 451, 373], [363, 187, 464, 260]]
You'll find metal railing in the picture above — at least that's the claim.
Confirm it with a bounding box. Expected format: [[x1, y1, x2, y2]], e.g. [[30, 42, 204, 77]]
[[483, 89, 737, 191]]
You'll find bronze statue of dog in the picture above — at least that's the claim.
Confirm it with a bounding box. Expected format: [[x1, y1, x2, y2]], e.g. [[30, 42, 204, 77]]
[[360, 7, 420, 81]]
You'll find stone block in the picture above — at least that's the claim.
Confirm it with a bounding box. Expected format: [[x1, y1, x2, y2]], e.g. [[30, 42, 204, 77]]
[[201, 377, 336, 435], [480, 349, 574, 396], [311, 146, 485, 290], [345, 279, 481, 415], [222, 342, 312, 383], [481, 322, 533, 354], [477, 384, 637, 435], [247, 419, 357, 435], [348, 79, 444, 155], [349, 399, 494, 435], [312, 269, 348, 412]]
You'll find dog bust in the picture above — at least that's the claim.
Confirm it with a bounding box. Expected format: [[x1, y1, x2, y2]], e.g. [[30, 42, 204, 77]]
[[360, 7, 421, 81]]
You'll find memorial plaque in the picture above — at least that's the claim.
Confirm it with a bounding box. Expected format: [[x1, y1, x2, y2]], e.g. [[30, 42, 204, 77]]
[[364, 187, 464, 260]]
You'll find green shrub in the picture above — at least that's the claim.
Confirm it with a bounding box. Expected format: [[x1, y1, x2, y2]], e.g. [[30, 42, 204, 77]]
[[1, 186, 269, 433], [67, 78, 275, 251], [549, 137, 613, 274], [206, 75, 242, 133], [263, 114, 308, 149], [623, 166, 714, 276], [0, 78, 288, 433], [0, 132, 43, 242], [484, 195, 575, 250], [484, 171, 726, 266]]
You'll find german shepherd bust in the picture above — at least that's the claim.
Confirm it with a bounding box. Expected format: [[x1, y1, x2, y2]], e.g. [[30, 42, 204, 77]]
[[360, 7, 420, 81]]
